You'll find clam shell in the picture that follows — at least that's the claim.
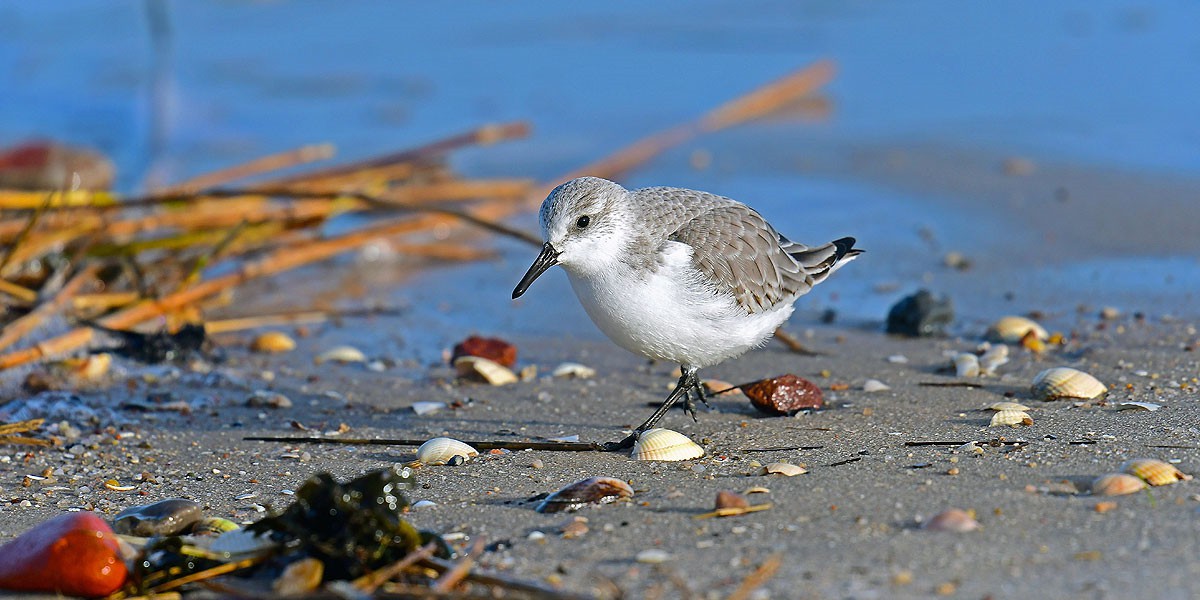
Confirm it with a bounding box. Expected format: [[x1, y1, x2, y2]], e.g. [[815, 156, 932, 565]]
[[862, 379, 891, 392], [923, 508, 979, 532], [953, 353, 980, 378], [631, 428, 704, 461], [990, 409, 1033, 427], [535, 476, 634, 513], [987, 401, 1031, 412], [986, 316, 1048, 343], [552, 362, 596, 379], [314, 345, 366, 364], [760, 462, 807, 476], [978, 344, 1009, 375], [1031, 367, 1107, 400], [1090, 473, 1147, 496], [1122, 458, 1192, 486], [415, 437, 478, 465], [251, 331, 296, 353], [453, 355, 518, 385]]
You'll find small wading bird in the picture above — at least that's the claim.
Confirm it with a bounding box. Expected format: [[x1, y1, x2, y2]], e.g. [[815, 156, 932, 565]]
[[513, 177, 861, 450]]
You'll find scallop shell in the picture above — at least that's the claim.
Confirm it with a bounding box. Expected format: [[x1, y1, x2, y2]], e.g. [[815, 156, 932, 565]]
[[314, 345, 366, 364], [923, 508, 979, 532], [987, 401, 1031, 412], [631, 428, 704, 461], [552, 362, 596, 379], [986, 316, 1048, 343], [415, 437, 478, 465], [760, 462, 807, 476], [989, 409, 1033, 427], [953, 353, 980, 378], [1122, 458, 1192, 486], [251, 331, 296, 353], [453, 355, 518, 385], [1031, 367, 1107, 400], [535, 476, 634, 513], [1090, 473, 1147, 496]]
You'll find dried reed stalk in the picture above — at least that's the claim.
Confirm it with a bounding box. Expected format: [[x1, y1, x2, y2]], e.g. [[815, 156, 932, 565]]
[[0, 265, 97, 351]]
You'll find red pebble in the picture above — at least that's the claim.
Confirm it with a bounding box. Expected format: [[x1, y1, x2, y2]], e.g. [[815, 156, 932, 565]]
[[743, 374, 824, 415], [0, 512, 127, 597], [451, 335, 517, 368]]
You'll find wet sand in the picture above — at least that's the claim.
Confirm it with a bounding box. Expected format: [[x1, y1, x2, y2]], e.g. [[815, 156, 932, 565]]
[[1, 307, 1198, 598]]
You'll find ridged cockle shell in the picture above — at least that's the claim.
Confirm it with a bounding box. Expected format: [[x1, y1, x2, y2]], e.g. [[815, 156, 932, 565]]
[[630, 428, 704, 461]]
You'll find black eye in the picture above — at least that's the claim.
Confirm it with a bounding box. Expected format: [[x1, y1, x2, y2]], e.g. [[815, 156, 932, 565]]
[[576, 215, 590, 229]]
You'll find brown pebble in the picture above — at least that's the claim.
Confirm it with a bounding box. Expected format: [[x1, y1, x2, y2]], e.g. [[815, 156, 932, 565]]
[[451, 336, 517, 367], [1093, 501, 1118, 514], [714, 490, 749, 510], [743, 374, 824, 415]]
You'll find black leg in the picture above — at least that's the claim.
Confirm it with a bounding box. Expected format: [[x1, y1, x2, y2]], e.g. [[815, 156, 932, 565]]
[[600, 366, 700, 452]]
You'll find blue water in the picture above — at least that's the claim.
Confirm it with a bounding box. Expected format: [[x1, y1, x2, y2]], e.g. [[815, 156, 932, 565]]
[[2, 1, 1198, 330]]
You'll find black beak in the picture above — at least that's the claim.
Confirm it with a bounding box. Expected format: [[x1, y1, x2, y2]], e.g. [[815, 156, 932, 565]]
[[512, 242, 560, 299]]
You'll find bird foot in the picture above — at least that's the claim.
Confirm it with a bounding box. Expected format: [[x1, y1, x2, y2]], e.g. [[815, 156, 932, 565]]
[[599, 433, 638, 452]]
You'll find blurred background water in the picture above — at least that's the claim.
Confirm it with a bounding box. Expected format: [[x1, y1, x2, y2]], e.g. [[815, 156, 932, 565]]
[[3, 1, 1198, 341]]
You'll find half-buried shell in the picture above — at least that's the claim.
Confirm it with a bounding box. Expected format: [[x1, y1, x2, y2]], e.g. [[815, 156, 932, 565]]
[[1090, 473, 1147, 496], [1122, 458, 1192, 486], [414, 437, 478, 465], [986, 316, 1048, 343], [1031, 367, 1106, 401], [453, 355, 518, 385], [990, 409, 1033, 427], [535, 477, 634, 513], [631, 428, 704, 461]]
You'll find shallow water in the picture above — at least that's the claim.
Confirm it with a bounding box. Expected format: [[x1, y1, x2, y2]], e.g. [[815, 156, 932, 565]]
[[3, 1, 1198, 342]]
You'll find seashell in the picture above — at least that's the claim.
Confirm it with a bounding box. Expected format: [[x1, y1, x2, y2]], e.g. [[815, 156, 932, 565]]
[[636, 549, 671, 564], [314, 345, 366, 364], [978, 344, 1009, 375], [986, 316, 1048, 343], [451, 336, 517, 368], [411, 401, 446, 416], [953, 353, 980, 378], [209, 527, 278, 558], [250, 331, 296, 353], [1122, 458, 1192, 486], [552, 362, 596, 379], [760, 462, 807, 476], [715, 490, 749, 510], [923, 508, 979, 532], [631, 428, 704, 461], [1090, 473, 1147, 497], [273, 557, 323, 596], [1117, 401, 1161, 412], [1031, 367, 1107, 401], [862, 379, 890, 392], [453, 355, 518, 385], [535, 476, 634, 513], [990, 409, 1033, 427], [987, 401, 1031, 412], [415, 437, 478, 465]]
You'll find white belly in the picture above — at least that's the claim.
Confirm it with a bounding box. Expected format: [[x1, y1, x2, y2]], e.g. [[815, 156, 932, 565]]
[[566, 264, 794, 369]]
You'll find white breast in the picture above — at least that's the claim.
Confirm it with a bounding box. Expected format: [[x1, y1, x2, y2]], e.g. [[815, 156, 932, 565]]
[[564, 241, 794, 368]]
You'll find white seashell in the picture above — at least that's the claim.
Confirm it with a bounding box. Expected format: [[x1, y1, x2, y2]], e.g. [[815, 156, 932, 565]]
[[978, 344, 1009, 375], [411, 500, 438, 509], [631, 428, 704, 461], [552, 362, 596, 379], [411, 401, 446, 416], [987, 401, 1031, 412], [954, 353, 980, 378], [1031, 367, 1107, 401], [760, 462, 807, 476], [415, 437, 478, 465], [862, 379, 890, 392], [636, 549, 672, 564], [1117, 401, 1161, 412], [923, 508, 979, 532], [986, 316, 1048, 343], [453, 355, 518, 385], [887, 354, 909, 364], [990, 409, 1032, 427], [314, 345, 366, 364]]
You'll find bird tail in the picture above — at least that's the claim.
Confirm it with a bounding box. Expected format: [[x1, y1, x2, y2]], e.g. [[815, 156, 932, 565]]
[[782, 236, 862, 284]]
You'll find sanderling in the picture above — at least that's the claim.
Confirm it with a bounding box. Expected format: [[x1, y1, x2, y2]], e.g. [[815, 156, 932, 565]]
[[513, 177, 861, 450]]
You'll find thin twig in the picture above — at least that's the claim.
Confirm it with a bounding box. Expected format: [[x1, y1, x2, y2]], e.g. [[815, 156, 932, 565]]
[[725, 553, 784, 600], [772, 328, 820, 356], [0, 264, 97, 351], [242, 436, 602, 452]]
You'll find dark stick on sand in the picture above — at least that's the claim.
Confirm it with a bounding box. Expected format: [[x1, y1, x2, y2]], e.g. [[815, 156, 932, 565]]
[[243, 436, 603, 452]]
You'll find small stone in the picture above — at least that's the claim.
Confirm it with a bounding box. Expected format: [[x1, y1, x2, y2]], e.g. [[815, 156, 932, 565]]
[[743, 374, 824, 415], [246, 390, 292, 409], [886, 290, 953, 337], [862, 379, 890, 392], [635, 549, 671, 564], [451, 336, 517, 368], [112, 498, 204, 536]]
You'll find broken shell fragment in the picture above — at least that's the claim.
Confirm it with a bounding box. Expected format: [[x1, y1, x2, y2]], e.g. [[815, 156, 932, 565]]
[[990, 409, 1033, 427], [415, 437, 478, 466], [715, 490, 749, 510], [535, 477, 634, 513], [453, 355, 518, 385], [987, 401, 1031, 412], [760, 462, 807, 476], [986, 316, 1048, 343], [631, 428, 704, 461], [923, 508, 979, 532], [953, 353, 980, 378], [314, 345, 366, 364], [1031, 367, 1107, 401], [1090, 473, 1148, 497], [451, 336, 517, 368], [862, 379, 890, 392], [552, 362, 596, 379], [744, 374, 824, 415], [1121, 458, 1192, 486], [251, 331, 296, 353]]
